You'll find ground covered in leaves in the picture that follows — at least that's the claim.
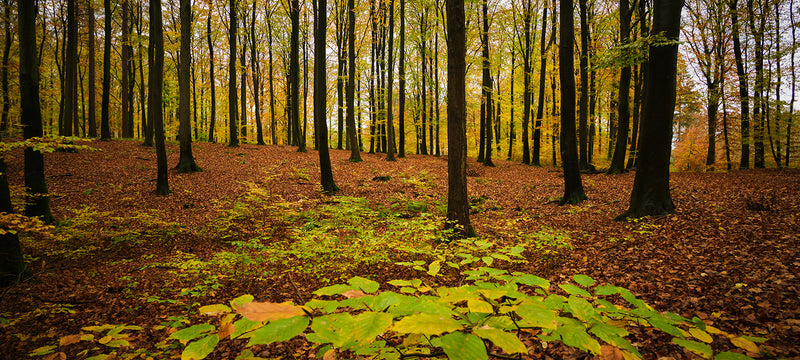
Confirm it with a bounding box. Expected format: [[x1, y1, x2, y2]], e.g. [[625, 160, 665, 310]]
[[1, 139, 799, 359]]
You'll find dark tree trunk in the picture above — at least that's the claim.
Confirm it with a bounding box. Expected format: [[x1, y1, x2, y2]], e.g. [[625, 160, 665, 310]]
[[445, 0, 474, 237], [559, 0, 587, 205], [0, 157, 27, 286], [788, 0, 796, 167], [398, 0, 406, 157], [731, 0, 749, 168], [521, 0, 532, 165], [207, 11, 217, 143], [87, 0, 97, 137], [240, 28, 248, 141], [434, 31, 441, 156], [747, 0, 765, 168], [267, 8, 276, 144], [533, 5, 550, 166], [507, 48, 515, 160], [618, 0, 681, 219], [480, 0, 494, 167], [419, 10, 428, 156], [251, 1, 264, 145], [228, 0, 239, 147], [608, 0, 632, 174], [290, 0, 305, 151], [137, 4, 150, 145], [385, 0, 397, 161], [314, 0, 338, 194], [150, 0, 169, 195], [346, 0, 361, 161], [336, 1, 346, 150], [121, 1, 132, 138], [61, 0, 77, 136], [19, 0, 54, 223], [0, 0, 11, 135], [578, 0, 590, 169], [100, 0, 111, 140], [176, 0, 200, 173]]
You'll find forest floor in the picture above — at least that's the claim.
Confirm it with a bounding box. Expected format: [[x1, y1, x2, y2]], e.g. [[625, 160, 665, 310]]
[[1, 139, 799, 360]]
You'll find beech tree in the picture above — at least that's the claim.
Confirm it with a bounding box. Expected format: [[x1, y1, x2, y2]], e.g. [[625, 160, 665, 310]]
[[608, 0, 634, 174], [176, 0, 201, 173], [345, 0, 362, 162], [0, 0, 11, 135], [101, 0, 112, 140], [150, 0, 169, 195], [445, 0, 473, 237], [228, 0, 239, 147], [61, 0, 77, 136], [314, 0, 338, 194], [619, 0, 682, 219]]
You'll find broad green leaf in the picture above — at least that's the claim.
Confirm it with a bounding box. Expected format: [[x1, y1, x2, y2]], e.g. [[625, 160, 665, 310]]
[[573, 274, 595, 287], [567, 296, 598, 323], [235, 301, 306, 322], [730, 336, 760, 353], [556, 317, 602, 355], [473, 328, 527, 354], [106, 339, 130, 347], [230, 295, 255, 307], [467, 299, 494, 313], [389, 299, 453, 317], [672, 338, 713, 359], [314, 284, 355, 296], [307, 313, 355, 348], [182, 334, 219, 360], [689, 328, 713, 343], [434, 331, 488, 360], [513, 274, 550, 290], [29, 345, 56, 356], [169, 324, 216, 344], [367, 291, 412, 312], [490, 253, 512, 262], [351, 311, 393, 341], [231, 318, 262, 339], [740, 335, 767, 343], [438, 286, 481, 303], [198, 304, 231, 316], [715, 351, 754, 360], [348, 276, 380, 294], [594, 284, 622, 296], [481, 256, 494, 266], [559, 284, 592, 298], [618, 289, 648, 309], [515, 302, 558, 330], [304, 299, 341, 313], [391, 313, 462, 336], [247, 316, 309, 346], [427, 260, 442, 276], [589, 322, 629, 344], [542, 294, 567, 311], [388, 279, 413, 287], [647, 317, 684, 338]]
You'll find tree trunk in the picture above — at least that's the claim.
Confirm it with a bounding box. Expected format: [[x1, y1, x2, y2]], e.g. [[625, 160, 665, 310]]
[[481, 0, 494, 167], [521, 0, 532, 165], [150, 0, 169, 195], [61, 0, 77, 136], [507, 48, 515, 160], [101, 0, 111, 140], [533, 6, 549, 166], [0, 157, 27, 286], [121, 1, 132, 138], [207, 11, 216, 143], [419, 10, 428, 156], [336, 1, 346, 150], [240, 27, 248, 141], [445, 0, 474, 237], [559, 0, 587, 204], [314, 0, 338, 194], [787, 0, 796, 167], [228, 0, 239, 147], [19, 0, 54, 223], [251, 1, 264, 145], [747, 0, 765, 168], [608, 0, 632, 174], [267, 7, 276, 144], [398, 0, 406, 157], [0, 0, 11, 135], [137, 4, 150, 145], [385, 0, 397, 161], [578, 0, 590, 169], [86, 0, 97, 137], [729, 0, 749, 168], [618, 0, 681, 219], [176, 0, 200, 173], [290, 0, 305, 151]]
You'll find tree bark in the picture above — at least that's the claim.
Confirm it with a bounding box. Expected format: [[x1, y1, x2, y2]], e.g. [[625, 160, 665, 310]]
[[618, 0, 682, 219], [101, 0, 111, 140], [729, 0, 749, 168], [176, 0, 200, 173], [578, 0, 590, 169], [290, 0, 305, 151], [150, 0, 170, 195], [559, 0, 587, 205], [121, 1, 132, 138], [0, 0, 11, 135], [345, 0, 361, 161], [399, 0, 406, 157], [87, 0, 97, 137], [251, 1, 264, 145], [207, 11, 216, 143], [445, 0, 474, 237], [61, 0, 77, 136], [314, 0, 338, 194], [608, 0, 633, 174], [385, 0, 397, 161], [480, 0, 494, 167], [228, 0, 239, 147]]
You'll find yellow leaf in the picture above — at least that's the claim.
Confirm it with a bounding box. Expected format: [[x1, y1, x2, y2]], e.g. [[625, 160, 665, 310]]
[[234, 301, 306, 322], [98, 335, 113, 344], [467, 299, 494, 313], [42, 353, 67, 360], [730, 336, 760, 354], [322, 349, 336, 360], [705, 325, 726, 335], [689, 328, 713, 343]]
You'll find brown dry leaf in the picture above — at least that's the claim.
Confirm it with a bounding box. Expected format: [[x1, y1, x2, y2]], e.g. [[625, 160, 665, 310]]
[[59, 334, 82, 346], [342, 290, 367, 298], [218, 321, 235, 340], [234, 301, 306, 322], [42, 353, 67, 360], [600, 345, 625, 360], [322, 349, 337, 360]]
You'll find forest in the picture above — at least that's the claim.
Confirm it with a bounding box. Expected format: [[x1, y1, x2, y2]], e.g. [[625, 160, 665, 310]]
[[0, 0, 799, 359]]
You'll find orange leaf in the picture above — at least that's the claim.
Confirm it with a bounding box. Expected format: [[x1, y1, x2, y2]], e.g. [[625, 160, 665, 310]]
[[322, 349, 337, 360], [342, 290, 367, 298], [600, 345, 625, 360], [42, 353, 67, 360], [59, 334, 82, 346], [234, 301, 306, 322]]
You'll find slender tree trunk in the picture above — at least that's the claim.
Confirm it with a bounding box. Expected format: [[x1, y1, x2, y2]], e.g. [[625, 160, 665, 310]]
[[747, 0, 765, 168], [101, 0, 111, 140], [534, 5, 550, 166], [787, 0, 796, 167], [137, 3, 150, 145], [481, 0, 494, 166], [19, 0, 54, 223], [578, 0, 590, 169], [434, 30, 441, 156], [61, 0, 77, 136], [176, 0, 200, 173], [507, 49, 516, 160], [419, 10, 428, 155], [121, 1, 132, 138], [608, 0, 632, 174], [314, 0, 338, 193], [345, 0, 361, 161], [240, 28, 248, 141], [445, 0, 473, 237], [618, 0, 681, 219], [207, 11, 216, 143], [559, 0, 587, 204], [0, 0, 11, 135], [521, 0, 532, 165], [290, 0, 305, 151], [398, 0, 406, 157], [267, 7, 276, 144], [730, 0, 749, 168], [251, 1, 264, 145], [336, 1, 346, 150], [228, 0, 239, 147], [86, 0, 97, 137], [149, 0, 169, 195]]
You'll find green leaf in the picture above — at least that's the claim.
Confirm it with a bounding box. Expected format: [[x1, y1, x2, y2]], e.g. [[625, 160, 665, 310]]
[[473, 328, 527, 354], [351, 311, 394, 341], [388, 279, 413, 287], [559, 284, 592, 298], [672, 338, 713, 359], [198, 304, 231, 316], [230, 295, 254, 307], [304, 299, 341, 313], [427, 260, 442, 276], [689, 327, 713, 343], [182, 334, 219, 360], [573, 275, 595, 287], [247, 316, 309, 346], [515, 302, 558, 330], [391, 313, 462, 336], [170, 324, 216, 344], [648, 317, 684, 338], [306, 313, 355, 348], [434, 331, 488, 360], [594, 284, 622, 296], [556, 317, 602, 355], [29, 345, 56, 356], [715, 351, 754, 360], [313, 284, 355, 296], [231, 318, 262, 339], [348, 276, 380, 294], [467, 299, 494, 313], [481, 256, 494, 266], [566, 296, 598, 323]]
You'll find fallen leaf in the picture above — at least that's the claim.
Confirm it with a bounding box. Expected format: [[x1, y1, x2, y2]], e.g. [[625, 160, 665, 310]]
[[234, 301, 306, 322]]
